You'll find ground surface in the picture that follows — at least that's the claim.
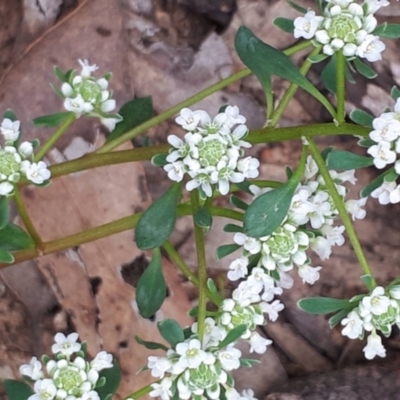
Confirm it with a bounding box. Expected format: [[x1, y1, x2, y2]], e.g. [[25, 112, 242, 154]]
[[1, 0, 400, 399]]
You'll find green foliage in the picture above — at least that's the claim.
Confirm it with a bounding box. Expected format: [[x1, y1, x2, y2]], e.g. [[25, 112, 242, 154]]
[[206, 278, 223, 304], [326, 150, 374, 170], [273, 18, 294, 33], [349, 109, 374, 128], [135, 182, 181, 250], [298, 297, 350, 314], [353, 58, 377, 79], [307, 54, 329, 64], [373, 23, 400, 38], [321, 56, 336, 94], [151, 154, 169, 167], [223, 223, 243, 233], [135, 335, 169, 351], [286, 0, 307, 13], [390, 86, 400, 101], [361, 274, 375, 291], [0, 197, 8, 230], [218, 324, 247, 348], [194, 207, 213, 230], [357, 138, 375, 148], [3, 380, 34, 400], [360, 168, 394, 198], [0, 223, 35, 251], [215, 243, 240, 260], [136, 248, 166, 318], [96, 362, 121, 400], [0, 250, 14, 263], [230, 195, 248, 211], [106, 97, 153, 143], [329, 308, 351, 328], [32, 112, 74, 127], [158, 319, 185, 349], [3, 109, 17, 122]]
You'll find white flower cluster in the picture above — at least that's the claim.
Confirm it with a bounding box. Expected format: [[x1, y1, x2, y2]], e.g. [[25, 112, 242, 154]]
[[19, 332, 113, 400], [163, 106, 260, 198], [59, 59, 122, 131], [365, 98, 400, 204], [147, 322, 259, 400], [294, 0, 388, 60], [341, 285, 400, 359], [0, 118, 51, 196]]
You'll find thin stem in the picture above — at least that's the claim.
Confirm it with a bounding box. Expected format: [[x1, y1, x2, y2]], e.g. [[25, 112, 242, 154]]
[[190, 190, 207, 342], [97, 41, 312, 154], [13, 188, 44, 250], [124, 382, 156, 400], [34, 113, 75, 161], [162, 241, 221, 305], [335, 51, 346, 124], [307, 137, 376, 285], [269, 46, 321, 127]]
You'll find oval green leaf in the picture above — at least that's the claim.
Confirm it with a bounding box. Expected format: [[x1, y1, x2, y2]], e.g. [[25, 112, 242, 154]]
[[298, 297, 350, 314], [3, 380, 34, 400], [326, 150, 374, 170], [350, 109, 374, 128], [135, 182, 181, 250], [391, 86, 400, 101], [157, 318, 184, 348], [0, 196, 9, 229], [360, 168, 393, 198], [353, 58, 377, 79], [0, 223, 35, 251], [194, 207, 213, 230], [135, 335, 169, 351], [273, 18, 294, 33], [215, 243, 240, 260], [96, 362, 121, 400], [32, 112, 74, 127], [218, 324, 247, 348]]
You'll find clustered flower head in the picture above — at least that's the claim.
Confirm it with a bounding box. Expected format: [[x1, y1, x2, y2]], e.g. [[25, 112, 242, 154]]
[[58, 59, 122, 131], [0, 118, 51, 197], [341, 285, 400, 359], [147, 321, 260, 400], [294, 0, 388, 61], [364, 97, 400, 204], [19, 332, 113, 400], [163, 106, 260, 198]]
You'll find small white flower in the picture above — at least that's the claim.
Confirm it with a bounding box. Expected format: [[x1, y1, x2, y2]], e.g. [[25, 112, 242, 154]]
[[217, 345, 241, 371], [259, 299, 284, 322], [29, 379, 57, 400], [192, 317, 223, 347], [18, 142, 34, 158], [305, 156, 318, 179], [237, 157, 260, 179], [147, 356, 172, 379], [363, 331, 386, 360], [149, 378, 173, 400], [19, 357, 44, 380], [241, 389, 258, 400], [175, 108, 205, 131], [361, 287, 391, 316], [389, 285, 400, 300], [100, 115, 122, 132], [310, 236, 332, 260], [365, 0, 390, 14], [90, 351, 113, 371], [100, 99, 116, 113], [51, 332, 81, 356], [78, 59, 98, 77], [228, 257, 249, 281], [233, 233, 262, 254], [249, 331, 272, 354], [64, 95, 93, 116], [298, 264, 322, 285], [371, 181, 396, 205], [186, 170, 213, 197], [389, 184, 400, 204], [356, 35, 385, 62], [175, 339, 214, 371], [0, 181, 14, 196], [21, 161, 51, 184], [345, 198, 367, 221], [315, 30, 331, 45], [224, 105, 246, 128], [370, 117, 400, 143], [1, 118, 20, 142], [163, 161, 185, 182], [309, 191, 332, 229], [367, 141, 396, 168], [294, 11, 321, 39], [79, 391, 100, 400], [341, 310, 364, 339]]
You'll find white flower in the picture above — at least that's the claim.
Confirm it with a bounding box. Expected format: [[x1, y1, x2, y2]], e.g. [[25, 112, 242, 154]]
[[341, 310, 364, 339], [186, 170, 213, 197], [370, 117, 400, 143], [29, 379, 57, 400], [363, 331, 386, 360], [1, 118, 20, 142], [147, 356, 172, 379], [21, 161, 51, 184], [163, 161, 185, 182], [0, 181, 13, 196], [18, 142, 34, 158], [289, 187, 311, 225], [192, 318, 223, 347], [79, 391, 100, 400], [175, 339, 214, 371], [361, 287, 391, 316], [233, 233, 262, 254], [100, 115, 122, 132], [365, 0, 390, 14], [356, 35, 385, 62], [149, 378, 173, 400], [90, 351, 113, 371], [249, 332, 272, 354], [371, 181, 396, 205], [228, 257, 249, 281], [259, 299, 284, 322], [237, 157, 260, 179], [367, 141, 396, 168], [345, 198, 367, 221], [294, 11, 321, 39], [78, 59, 98, 77], [64, 95, 93, 116], [310, 236, 332, 260], [224, 105, 246, 128], [175, 108, 206, 131], [217, 345, 241, 371], [51, 332, 81, 356], [19, 357, 44, 380], [298, 264, 322, 285], [389, 184, 400, 204], [241, 389, 258, 400], [389, 285, 400, 300]]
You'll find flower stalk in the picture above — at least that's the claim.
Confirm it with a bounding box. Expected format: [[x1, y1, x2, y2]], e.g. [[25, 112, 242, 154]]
[[336, 51, 346, 123]]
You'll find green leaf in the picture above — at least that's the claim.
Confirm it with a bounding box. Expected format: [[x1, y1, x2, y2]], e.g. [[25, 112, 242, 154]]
[[235, 26, 335, 119], [223, 223, 243, 233], [357, 138, 375, 148], [328, 308, 351, 328], [3, 380, 34, 400], [240, 358, 261, 367], [96, 362, 121, 400], [3, 109, 17, 121], [321, 146, 334, 161], [230, 195, 248, 211], [194, 207, 213, 230], [53, 66, 67, 82], [384, 168, 398, 182], [207, 278, 223, 303], [32, 112, 74, 127], [136, 248, 166, 318], [326, 150, 374, 170], [0, 196, 9, 229], [321, 55, 336, 94], [374, 23, 400, 38], [218, 324, 247, 348], [135, 335, 169, 351], [151, 154, 168, 167], [0, 250, 14, 263], [307, 54, 329, 64], [353, 58, 377, 79], [391, 86, 400, 101], [298, 297, 349, 314], [135, 182, 181, 250], [0, 224, 35, 251], [360, 168, 393, 198], [361, 274, 375, 291], [243, 149, 305, 238], [349, 109, 374, 128], [215, 243, 240, 260], [286, 0, 307, 13], [273, 18, 294, 33], [157, 319, 184, 348], [106, 97, 153, 142], [235, 179, 252, 194]]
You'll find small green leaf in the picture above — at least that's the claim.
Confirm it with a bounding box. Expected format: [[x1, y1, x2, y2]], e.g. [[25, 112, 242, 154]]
[[53, 66, 67, 82], [350, 109, 374, 128], [298, 297, 349, 314], [188, 307, 198, 317], [215, 244, 240, 260], [151, 154, 168, 167], [328, 308, 351, 328], [273, 18, 294, 33], [353, 58, 377, 79], [326, 150, 374, 170], [390, 86, 400, 101], [223, 223, 243, 233], [194, 207, 213, 230], [361, 274, 375, 291], [374, 23, 400, 38], [321, 55, 336, 94], [218, 324, 247, 348], [157, 319, 184, 348], [286, 0, 307, 13], [207, 278, 223, 303], [0, 250, 14, 263], [32, 112, 74, 127], [135, 335, 169, 351], [357, 138, 375, 148], [96, 377, 106, 389], [136, 248, 166, 318], [235, 179, 252, 194], [239, 358, 261, 367], [3, 109, 17, 121], [384, 168, 398, 182], [135, 182, 181, 250], [3, 380, 34, 400], [0, 224, 35, 251], [360, 169, 393, 198], [230, 195, 248, 211], [321, 146, 334, 161], [307, 54, 329, 64], [96, 362, 121, 400], [218, 104, 229, 113], [106, 97, 153, 142], [0, 196, 9, 229]]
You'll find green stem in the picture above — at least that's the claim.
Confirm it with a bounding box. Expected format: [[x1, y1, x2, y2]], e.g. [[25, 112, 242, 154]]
[[335, 51, 346, 124], [34, 113, 75, 161], [97, 41, 312, 154], [162, 241, 221, 305], [124, 382, 156, 400], [307, 138, 376, 285], [190, 190, 207, 342], [13, 188, 44, 250], [269, 46, 321, 127]]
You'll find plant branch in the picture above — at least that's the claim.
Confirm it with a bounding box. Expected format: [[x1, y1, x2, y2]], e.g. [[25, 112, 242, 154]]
[[335, 51, 346, 124]]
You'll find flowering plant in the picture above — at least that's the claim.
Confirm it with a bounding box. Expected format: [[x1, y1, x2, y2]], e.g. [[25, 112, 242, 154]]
[[3, 0, 400, 399]]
